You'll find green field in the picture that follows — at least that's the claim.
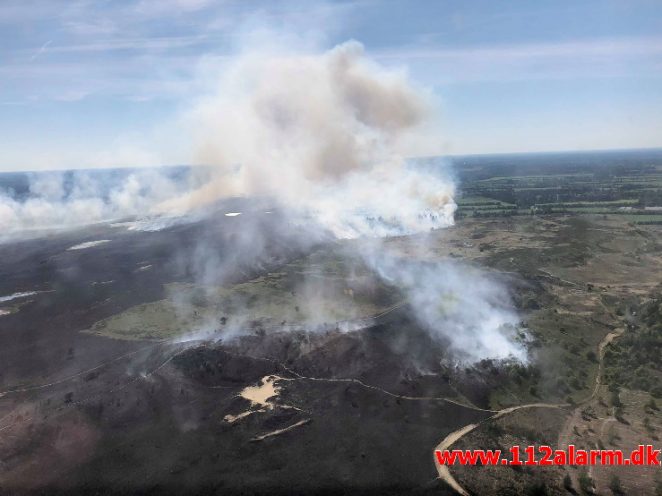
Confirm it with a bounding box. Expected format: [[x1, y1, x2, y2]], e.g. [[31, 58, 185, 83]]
[[454, 151, 662, 219], [455, 154, 662, 224]]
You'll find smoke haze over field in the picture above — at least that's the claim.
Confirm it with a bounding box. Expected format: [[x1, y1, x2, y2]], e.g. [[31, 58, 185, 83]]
[[0, 35, 526, 364], [158, 40, 456, 238], [158, 37, 523, 362]]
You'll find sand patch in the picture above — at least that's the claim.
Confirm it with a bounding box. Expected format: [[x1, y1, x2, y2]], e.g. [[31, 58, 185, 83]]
[[67, 240, 110, 251]]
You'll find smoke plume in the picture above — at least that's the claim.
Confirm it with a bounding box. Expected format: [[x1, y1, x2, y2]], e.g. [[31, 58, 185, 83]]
[[2, 37, 527, 363], [157, 41, 456, 238], [161, 39, 525, 362]]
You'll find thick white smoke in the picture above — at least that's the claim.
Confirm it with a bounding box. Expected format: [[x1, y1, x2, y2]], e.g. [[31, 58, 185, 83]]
[[157, 41, 456, 238], [2, 37, 526, 363], [159, 39, 525, 362]]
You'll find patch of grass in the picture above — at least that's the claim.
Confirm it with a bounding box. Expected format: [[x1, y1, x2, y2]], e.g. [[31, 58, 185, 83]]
[[84, 249, 399, 341]]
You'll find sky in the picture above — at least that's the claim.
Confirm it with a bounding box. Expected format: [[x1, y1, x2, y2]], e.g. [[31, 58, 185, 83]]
[[1, 0, 661, 171]]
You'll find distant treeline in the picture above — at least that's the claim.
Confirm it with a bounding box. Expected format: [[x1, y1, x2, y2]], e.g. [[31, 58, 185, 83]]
[[450, 149, 662, 212]]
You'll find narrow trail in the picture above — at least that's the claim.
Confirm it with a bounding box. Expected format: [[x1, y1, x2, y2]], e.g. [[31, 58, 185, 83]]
[[589, 328, 625, 403], [554, 326, 625, 490], [0, 301, 406, 401], [283, 364, 495, 412], [0, 343, 162, 397], [0, 342, 190, 435], [434, 403, 567, 496], [222, 349, 495, 414], [433, 326, 625, 495], [250, 418, 312, 442], [0, 302, 486, 438]]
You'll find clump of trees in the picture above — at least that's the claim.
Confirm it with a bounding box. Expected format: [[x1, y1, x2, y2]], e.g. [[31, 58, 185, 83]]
[[563, 473, 573, 492], [609, 474, 624, 495], [578, 470, 594, 494], [603, 294, 662, 396]]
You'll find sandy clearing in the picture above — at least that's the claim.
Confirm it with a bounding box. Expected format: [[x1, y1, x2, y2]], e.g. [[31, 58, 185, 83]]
[[224, 375, 287, 424], [67, 240, 110, 250]]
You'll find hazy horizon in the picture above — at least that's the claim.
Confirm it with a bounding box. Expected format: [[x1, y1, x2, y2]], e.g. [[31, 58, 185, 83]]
[[1, 0, 662, 172], [2, 146, 662, 175]]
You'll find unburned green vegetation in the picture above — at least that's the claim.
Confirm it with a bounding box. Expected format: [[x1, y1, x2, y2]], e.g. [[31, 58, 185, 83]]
[[604, 289, 662, 397], [84, 248, 400, 341]]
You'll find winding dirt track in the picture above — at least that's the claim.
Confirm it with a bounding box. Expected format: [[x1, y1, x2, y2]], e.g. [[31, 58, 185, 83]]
[[0, 299, 626, 496], [0, 301, 492, 440], [0, 301, 407, 402], [589, 329, 625, 402], [223, 350, 495, 413], [434, 403, 568, 496], [0, 344, 159, 398], [553, 327, 625, 490], [433, 327, 625, 495]]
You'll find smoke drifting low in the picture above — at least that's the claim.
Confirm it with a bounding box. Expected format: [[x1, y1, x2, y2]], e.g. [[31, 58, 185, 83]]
[[0, 168, 200, 239], [363, 249, 527, 362]]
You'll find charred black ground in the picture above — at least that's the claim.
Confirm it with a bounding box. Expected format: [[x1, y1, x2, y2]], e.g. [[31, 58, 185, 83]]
[[2, 152, 662, 495]]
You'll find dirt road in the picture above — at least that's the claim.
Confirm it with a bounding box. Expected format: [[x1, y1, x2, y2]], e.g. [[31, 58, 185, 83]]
[[434, 327, 625, 495]]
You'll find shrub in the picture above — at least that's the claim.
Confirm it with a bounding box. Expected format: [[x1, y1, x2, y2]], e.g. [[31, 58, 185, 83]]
[[578, 470, 594, 494], [563, 473, 573, 492], [609, 474, 623, 495]]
